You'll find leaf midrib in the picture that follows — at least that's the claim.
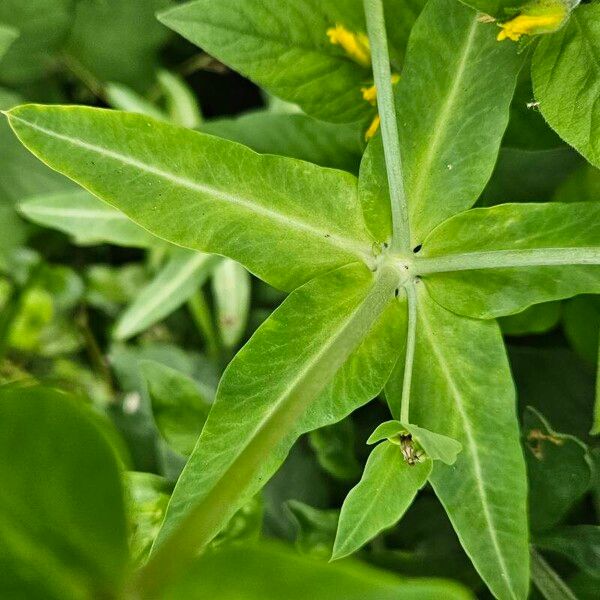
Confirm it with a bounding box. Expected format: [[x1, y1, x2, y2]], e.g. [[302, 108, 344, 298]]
[[418, 299, 518, 600], [8, 113, 374, 265]]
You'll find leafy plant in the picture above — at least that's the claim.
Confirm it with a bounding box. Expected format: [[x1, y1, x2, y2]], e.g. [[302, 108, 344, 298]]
[[1, 0, 600, 599]]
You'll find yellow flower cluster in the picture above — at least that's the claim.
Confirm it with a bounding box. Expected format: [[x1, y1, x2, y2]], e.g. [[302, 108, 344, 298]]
[[326, 24, 371, 67], [497, 13, 565, 41]]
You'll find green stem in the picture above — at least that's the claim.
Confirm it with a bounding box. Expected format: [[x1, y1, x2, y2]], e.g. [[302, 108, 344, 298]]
[[400, 279, 417, 424], [530, 547, 577, 600], [187, 290, 221, 362], [415, 247, 600, 275], [363, 0, 411, 254]]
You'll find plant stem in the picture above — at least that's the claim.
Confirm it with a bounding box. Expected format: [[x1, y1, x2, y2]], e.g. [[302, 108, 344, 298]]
[[400, 280, 417, 423], [363, 0, 411, 254], [415, 247, 600, 275], [530, 547, 577, 600]]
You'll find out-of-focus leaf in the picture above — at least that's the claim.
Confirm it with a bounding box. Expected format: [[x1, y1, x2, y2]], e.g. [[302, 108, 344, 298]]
[[105, 82, 167, 121], [554, 164, 600, 203], [64, 0, 172, 91], [211, 259, 251, 350], [114, 250, 219, 341], [85, 264, 148, 316], [563, 295, 600, 366], [160, 542, 474, 600], [127, 471, 172, 566], [0, 385, 128, 599], [523, 408, 592, 532], [0, 23, 18, 62], [500, 302, 561, 336], [308, 418, 361, 482], [19, 190, 157, 248], [530, 547, 578, 600], [140, 360, 212, 456], [157, 70, 202, 129], [535, 525, 600, 578], [286, 500, 338, 558]]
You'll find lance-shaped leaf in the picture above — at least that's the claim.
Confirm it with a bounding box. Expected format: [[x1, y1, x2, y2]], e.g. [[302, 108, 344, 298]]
[[332, 441, 431, 560], [19, 190, 157, 248], [389, 284, 529, 600], [158, 0, 371, 123], [141, 263, 404, 595], [6, 105, 375, 291], [211, 259, 251, 349], [417, 202, 600, 319], [0, 23, 18, 61], [114, 249, 219, 341], [392, 0, 522, 246], [532, 4, 600, 169]]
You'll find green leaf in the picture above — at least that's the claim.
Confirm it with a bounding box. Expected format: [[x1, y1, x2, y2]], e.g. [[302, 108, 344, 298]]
[[0, 23, 18, 61], [0, 385, 128, 599], [332, 441, 431, 560], [6, 105, 375, 291], [554, 164, 600, 203], [211, 259, 251, 349], [403, 423, 462, 466], [142, 263, 404, 595], [563, 295, 600, 366], [395, 0, 523, 246], [286, 501, 339, 558], [366, 419, 404, 443], [157, 70, 203, 129], [140, 359, 212, 456], [418, 202, 600, 319], [201, 111, 364, 173], [64, 0, 172, 91], [114, 249, 218, 341], [19, 190, 157, 248], [535, 526, 600, 578], [161, 542, 474, 600], [0, 1, 77, 85], [389, 284, 529, 600], [523, 408, 592, 532], [533, 4, 600, 169], [499, 302, 561, 336], [308, 418, 361, 482], [158, 0, 373, 123], [530, 548, 578, 600], [105, 82, 168, 121]]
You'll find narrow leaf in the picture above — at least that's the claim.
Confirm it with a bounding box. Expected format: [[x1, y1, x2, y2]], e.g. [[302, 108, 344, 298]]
[[157, 70, 202, 129], [532, 4, 600, 169], [140, 360, 213, 456], [6, 105, 375, 291], [0, 23, 18, 61], [395, 0, 523, 245], [332, 441, 431, 560], [19, 190, 157, 248], [140, 263, 404, 595], [114, 250, 218, 340], [392, 283, 529, 600], [418, 202, 600, 318], [530, 548, 578, 600], [211, 259, 251, 349]]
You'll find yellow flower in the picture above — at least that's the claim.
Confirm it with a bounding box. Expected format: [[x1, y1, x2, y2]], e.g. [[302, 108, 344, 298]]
[[365, 115, 381, 141], [361, 75, 400, 106], [496, 0, 570, 42], [326, 24, 371, 67]]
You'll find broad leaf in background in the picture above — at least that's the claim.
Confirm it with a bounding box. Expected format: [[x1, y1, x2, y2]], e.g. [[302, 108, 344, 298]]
[[141, 360, 212, 456], [286, 501, 339, 557], [19, 190, 157, 248], [0, 385, 128, 599], [555, 164, 600, 204], [114, 249, 219, 341], [499, 302, 561, 336], [0, 1, 76, 85], [394, 0, 522, 246], [523, 408, 592, 533], [419, 203, 600, 318], [150, 263, 403, 569], [64, 0, 172, 91], [162, 542, 474, 600], [389, 284, 529, 600], [332, 441, 431, 560], [533, 4, 600, 169], [6, 106, 375, 291], [211, 259, 251, 350], [0, 24, 18, 62], [202, 112, 364, 173]]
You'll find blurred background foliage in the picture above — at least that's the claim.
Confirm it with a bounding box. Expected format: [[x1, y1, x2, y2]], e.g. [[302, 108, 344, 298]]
[[0, 1, 598, 598]]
